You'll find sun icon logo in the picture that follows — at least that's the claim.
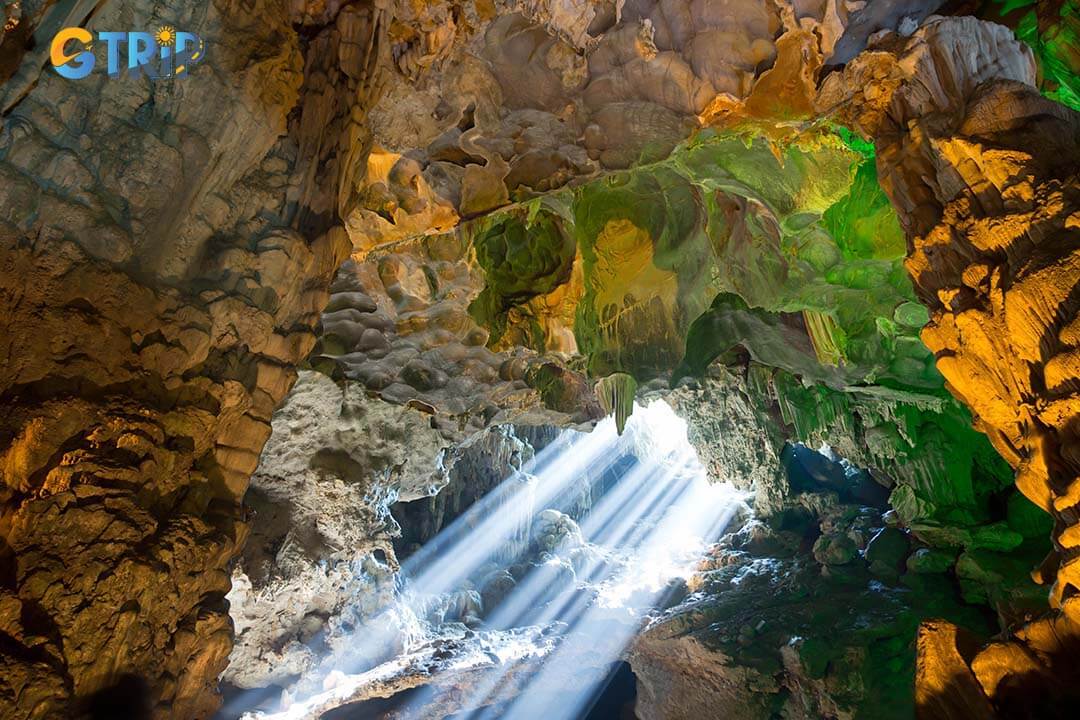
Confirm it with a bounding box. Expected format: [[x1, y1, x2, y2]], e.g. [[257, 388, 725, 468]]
[[155, 25, 175, 46]]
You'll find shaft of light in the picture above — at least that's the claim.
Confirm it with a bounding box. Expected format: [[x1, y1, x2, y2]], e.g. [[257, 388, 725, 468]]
[[485, 455, 688, 632], [249, 401, 749, 720], [401, 420, 623, 599], [410, 454, 700, 719], [487, 474, 744, 720]]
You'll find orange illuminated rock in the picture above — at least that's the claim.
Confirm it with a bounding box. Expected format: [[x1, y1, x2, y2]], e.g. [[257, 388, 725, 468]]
[[820, 13, 1080, 712]]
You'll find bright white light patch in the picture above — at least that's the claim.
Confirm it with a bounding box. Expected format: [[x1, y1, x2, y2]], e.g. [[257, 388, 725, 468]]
[[623, 399, 697, 467], [247, 401, 750, 720]]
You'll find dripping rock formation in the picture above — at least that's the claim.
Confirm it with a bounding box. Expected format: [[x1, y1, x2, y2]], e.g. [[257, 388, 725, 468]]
[[0, 1, 1079, 719]]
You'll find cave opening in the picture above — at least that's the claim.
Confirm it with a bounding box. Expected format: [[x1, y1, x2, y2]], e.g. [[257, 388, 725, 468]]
[[219, 106, 1059, 719], [225, 401, 745, 720]]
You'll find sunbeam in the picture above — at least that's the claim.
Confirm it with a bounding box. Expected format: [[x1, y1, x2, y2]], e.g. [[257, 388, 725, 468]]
[[248, 401, 749, 720]]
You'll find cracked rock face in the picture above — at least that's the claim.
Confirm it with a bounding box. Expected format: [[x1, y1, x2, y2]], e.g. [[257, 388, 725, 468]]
[[820, 13, 1080, 714], [2, 0, 1079, 718]]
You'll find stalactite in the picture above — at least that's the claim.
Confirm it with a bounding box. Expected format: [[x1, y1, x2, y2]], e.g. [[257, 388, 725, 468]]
[[595, 372, 638, 435], [819, 14, 1080, 712]]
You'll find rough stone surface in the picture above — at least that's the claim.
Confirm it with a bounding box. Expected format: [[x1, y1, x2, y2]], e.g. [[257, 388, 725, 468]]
[[630, 534, 996, 720], [659, 366, 788, 516], [311, 247, 602, 437], [224, 370, 452, 691], [346, 0, 951, 246], [223, 368, 559, 701], [819, 12, 1080, 714], [0, 1, 350, 716], [3, 2, 1079, 718]]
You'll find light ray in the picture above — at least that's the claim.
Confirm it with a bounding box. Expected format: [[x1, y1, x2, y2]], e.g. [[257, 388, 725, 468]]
[[247, 401, 749, 720], [421, 455, 699, 720]]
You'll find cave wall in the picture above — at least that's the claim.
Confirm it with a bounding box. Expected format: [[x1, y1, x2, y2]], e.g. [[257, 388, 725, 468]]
[[0, 1, 350, 716], [819, 12, 1080, 714], [1, 1, 1077, 718]]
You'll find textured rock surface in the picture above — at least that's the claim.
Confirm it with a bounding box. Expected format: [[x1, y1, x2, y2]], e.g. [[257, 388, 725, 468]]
[[347, 0, 951, 244], [629, 493, 997, 720], [3, 2, 1079, 719], [222, 368, 562, 703], [819, 13, 1080, 716], [224, 370, 450, 691], [310, 245, 602, 436], [626, 430, 1049, 720], [658, 361, 1020, 539], [0, 1, 351, 717]]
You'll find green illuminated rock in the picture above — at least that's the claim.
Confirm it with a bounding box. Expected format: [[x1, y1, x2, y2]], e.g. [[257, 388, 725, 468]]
[[468, 206, 575, 347], [906, 548, 958, 575], [985, 0, 1080, 111], [463, 125, 1025, 546]]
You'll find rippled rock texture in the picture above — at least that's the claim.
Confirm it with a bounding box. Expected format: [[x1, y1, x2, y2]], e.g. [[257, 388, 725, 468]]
[[630, 364, 1050, 720], [2, 1, 1080, 718], [0, 1, 352, 716], [820, 12, 1080, 717]]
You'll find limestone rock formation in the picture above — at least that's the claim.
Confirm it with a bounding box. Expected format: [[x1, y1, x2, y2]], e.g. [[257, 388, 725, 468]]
[[0, 1, 350, 717], [223, 370, 450, 692], [310, 247, 601, 436], [3, 1, 1080, 719], [222, 368, 563, 704], [351, 0, 955, 242], [819, 12, 1080, 715], [630, 482, 992, 720]]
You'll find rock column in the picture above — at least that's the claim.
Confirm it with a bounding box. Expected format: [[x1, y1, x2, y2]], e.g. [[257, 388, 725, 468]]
[[820, 15, 1080, 712]]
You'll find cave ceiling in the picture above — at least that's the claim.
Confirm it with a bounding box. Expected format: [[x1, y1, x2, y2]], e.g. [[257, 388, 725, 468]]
[[0, 0, 1079, 719]]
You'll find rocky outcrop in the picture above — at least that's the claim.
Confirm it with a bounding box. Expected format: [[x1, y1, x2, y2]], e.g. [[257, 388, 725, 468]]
[[819, 13, 1080, 716], [310, 248, 602, 436], [659, 363, 1020, 536], [223, 370, 450, 693], [0, 1, 350, 717], [4, 3, 1077, 719], [222, 368, 563, 706], [629, 436, 1046, 720]]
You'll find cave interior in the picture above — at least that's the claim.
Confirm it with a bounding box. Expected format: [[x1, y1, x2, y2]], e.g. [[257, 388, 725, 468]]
[[1, 1, 1080, 719]]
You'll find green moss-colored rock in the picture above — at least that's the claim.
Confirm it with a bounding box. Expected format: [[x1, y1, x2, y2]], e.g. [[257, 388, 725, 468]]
[[594, 372, 637, 434], [954, 545, 1049, 620], [905, 547, 958, 575], [796, 636, 833, 680], [461, 127, 1022, 564], [823, 157, 906, 261], [909, 522, 1024, 553], [865, 528, 910, 577], [468, 207, 575, 347], [814, 533, 859, 566], [985, 0, 1080, 111], [1006, 490, 1054, 538]]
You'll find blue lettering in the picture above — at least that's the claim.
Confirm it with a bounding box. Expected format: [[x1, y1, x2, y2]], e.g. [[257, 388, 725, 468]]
[[127, 32, 157, 78], [99, 32, 126, 77], [51, 28, 205, 79], [158, 42, 174, 78]]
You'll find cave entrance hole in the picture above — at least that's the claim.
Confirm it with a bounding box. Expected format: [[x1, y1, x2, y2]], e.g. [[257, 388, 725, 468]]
[[258, 400, 747, 720]]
